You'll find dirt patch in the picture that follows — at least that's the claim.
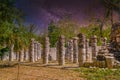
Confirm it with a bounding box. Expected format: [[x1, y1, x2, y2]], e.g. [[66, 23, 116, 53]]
[[0, 62, 85, 80]]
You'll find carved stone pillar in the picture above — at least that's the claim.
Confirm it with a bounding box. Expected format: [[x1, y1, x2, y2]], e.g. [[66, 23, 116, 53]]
[[91, 35, 97, 58], [58, 35, 65, 66], [43, 37, 50, 64], [30, 38, 35, 62], [78, 33, 86, 67], [73, 37, 79, 63]]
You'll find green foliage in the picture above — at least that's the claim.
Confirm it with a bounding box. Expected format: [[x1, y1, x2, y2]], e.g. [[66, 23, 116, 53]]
[[48, 21, 60, 47], [0, 0, 23, 23], [0, 47, 9, 57], [0, 0, 38, 53], [74, 68, 120, 80], [79, 24, 111, 45], [57, 18, 79, 39]]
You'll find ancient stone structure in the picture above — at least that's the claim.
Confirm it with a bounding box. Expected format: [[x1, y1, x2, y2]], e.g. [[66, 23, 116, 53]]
[[101, 37, 107, 49], [91, 35, 98, 59], [19, 49, 24, 62], [37, 42, 41, 60], [49, 48, 57, 61], [16, 52, 19, 61], [34, 41, 38, 61], [30, 38, 35, 62], [24, 49, 29, 61], [69, 39, 74, 62], [56, 41, 59, 61], [9, 44, 14, 61], [73, 37, 78, 63], [110, 22, 120, 61], [85, 39, 90, 62], [58, 35, 65, 65], [1, 30, 120, 68], [78, 33, 86, 67], [43, 37, 50, 64], [65, 42, 70, 60]]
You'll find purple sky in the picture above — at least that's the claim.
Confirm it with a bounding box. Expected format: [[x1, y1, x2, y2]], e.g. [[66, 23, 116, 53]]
[[16, 0, 105, 31]]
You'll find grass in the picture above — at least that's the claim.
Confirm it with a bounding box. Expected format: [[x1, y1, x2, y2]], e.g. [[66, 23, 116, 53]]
[[74, 67, 120, 80]]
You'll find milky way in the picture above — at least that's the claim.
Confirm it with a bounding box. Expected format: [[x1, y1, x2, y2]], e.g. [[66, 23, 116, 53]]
[[16, 0, 105, 31]]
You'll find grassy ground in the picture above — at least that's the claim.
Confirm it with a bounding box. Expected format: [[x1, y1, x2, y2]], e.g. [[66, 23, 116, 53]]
[[0, 61, 120, 80], [74, 67, 120, 80]]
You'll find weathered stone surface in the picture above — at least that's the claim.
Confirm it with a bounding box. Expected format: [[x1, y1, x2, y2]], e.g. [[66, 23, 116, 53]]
[[110, 22, 120, 61], [29, 38, 35, 62], [101, 37, 107, 49], [73, 37, 79, 63], [78, 33, 86, 67], [19, 49, 24, 62], [9, 44, 14, 61], [106, 56, 114, 68], [69, 39, 74, 62], [37, 42, 41, 60], [43, 37, 50, 64], [58, 35, 65, 66], [85, 39, 90, 62], [34, 41, 38, 61], [65, 42, 70, 60], [24, 49, 29, 61], [16, 52, 19, 61], [91, 35, 98, 58], [49, 48, 57, 61]]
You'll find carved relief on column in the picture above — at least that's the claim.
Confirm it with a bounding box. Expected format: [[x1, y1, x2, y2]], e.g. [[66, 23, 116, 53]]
[[85, 39, 90, 62], [91, 35, 97, 58], [37, 42, 41, 60], [34, 41, 38, 61], [58, 35, 65, 66], [69, 39, 74, 62], [73, 37, 79, 63], [43, 37, 50, 64], [78, 33, 86, 67], [29, 38, 35, 62]]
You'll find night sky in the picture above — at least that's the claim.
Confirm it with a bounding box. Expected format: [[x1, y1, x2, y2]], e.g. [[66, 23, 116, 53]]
[[16, 0, 105, 31]]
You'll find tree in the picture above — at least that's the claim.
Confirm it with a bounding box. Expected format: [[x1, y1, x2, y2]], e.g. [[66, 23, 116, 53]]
[[103, 0, 120, 25], [48, 21, 60, 47], [57, 18, 79, 40], [0, 0, 23, 24]]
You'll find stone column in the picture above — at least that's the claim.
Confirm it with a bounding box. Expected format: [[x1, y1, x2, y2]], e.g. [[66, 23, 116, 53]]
[[69, 39, 74, 62], [91, 35, 97, 58], [34, 41, 38, 61], [73, 37, 79, 63], [9, 44, 14, 61], [43, 37, 50, 64], [19, 49, 24, 62], [16, 51, 19, 61], [56, 41, 59, 61], [78, 33, 86, 67], [65, 42, 70, 60], [24, 49, 29, 61], [85, 39, 90, 62], [37, 42, 41, 60], [101, 37, 107, 49], [29, 38, 35, 62], [58, 35, 65, 66]]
